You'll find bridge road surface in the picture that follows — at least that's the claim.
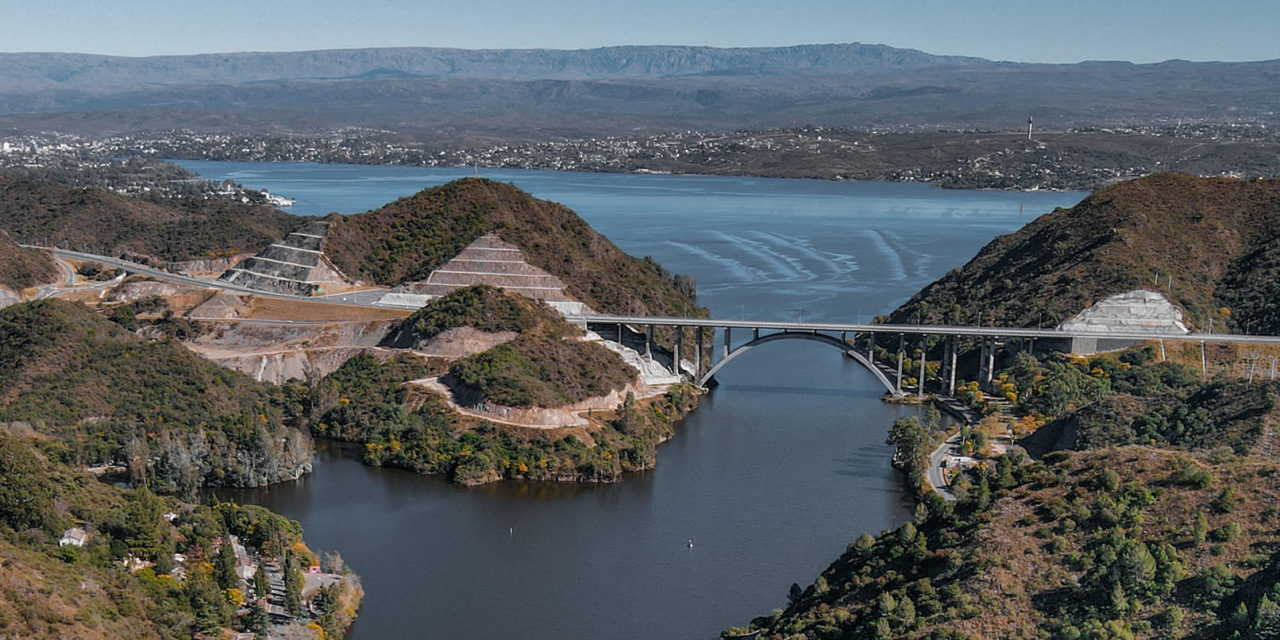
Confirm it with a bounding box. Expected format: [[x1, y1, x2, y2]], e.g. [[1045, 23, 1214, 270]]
[[30, 247, 1280, 347]]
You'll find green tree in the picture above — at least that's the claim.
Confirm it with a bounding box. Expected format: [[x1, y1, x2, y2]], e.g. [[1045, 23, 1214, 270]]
[[215, 541, 238, 590], [1192, 512, 1209, 544], [1255, 594, 1280, 639], [185, 567, 230, 634], [0, 433, 52, 531], [1009, 351, 1045, 403], [887, 417, 929, 474], [1030, 361, 1111, 417], [895, 595, 917, 627], [1114, 540, 1156, 595], [284, 554, 305, 617], [253, 566, 268, 598], [1212, 487, 1239, 513], [241, 598, 269, 639]]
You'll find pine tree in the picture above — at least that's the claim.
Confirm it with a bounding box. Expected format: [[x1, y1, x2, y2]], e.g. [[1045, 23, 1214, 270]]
[[215, 541, 238, 591], [1255, 595, 1280, 640]]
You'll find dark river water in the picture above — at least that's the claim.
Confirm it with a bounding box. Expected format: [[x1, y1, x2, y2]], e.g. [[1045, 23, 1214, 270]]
[[187, 161, 1085, 640]]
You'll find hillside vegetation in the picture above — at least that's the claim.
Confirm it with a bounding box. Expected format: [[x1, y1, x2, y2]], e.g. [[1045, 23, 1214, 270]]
[[887, 173, 1280, 333], [739, 447, 1280, 639], [311, 353, 694, 485], [324, 178, 704, 318], [0, 300, 311, 495], [310, 286, 671, 484], [0, 177, 301, 262], [0, 229, 56, 290], [381, 285, 634, 408], [0, 430, 358, 640], [383, 283, 570, 348], [449, 332, 635, 408]]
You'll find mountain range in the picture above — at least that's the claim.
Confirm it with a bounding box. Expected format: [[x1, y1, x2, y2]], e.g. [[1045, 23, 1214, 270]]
[[1, 43, 1277, 136]]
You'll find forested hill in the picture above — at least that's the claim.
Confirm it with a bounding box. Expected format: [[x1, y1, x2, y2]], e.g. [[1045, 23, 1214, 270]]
[[886, 173, 1280, 333], [0, 229, 56, 290], [0, 299, 312, 494], [0, 177, 302, 262], [0, 430, 357, 639], [739, 446, 1280, 639], [325, 177, 705, 318]]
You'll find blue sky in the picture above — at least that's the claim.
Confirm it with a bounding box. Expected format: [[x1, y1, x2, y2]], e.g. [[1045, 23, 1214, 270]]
[[7, 0, 1279, 63]]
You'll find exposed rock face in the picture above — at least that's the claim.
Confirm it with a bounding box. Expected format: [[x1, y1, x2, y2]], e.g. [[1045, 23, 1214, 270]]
[[1059, 289, 1188, 354], [187, 318, 400, 384], [0, 286, 20, 309], [378, 233, 593, 315], [218, 219, 352, 295], [104, 279, 187, 303], [170, 254, 250, 276]]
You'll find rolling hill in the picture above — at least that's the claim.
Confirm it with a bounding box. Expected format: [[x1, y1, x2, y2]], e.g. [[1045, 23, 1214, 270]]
[[886, 173, 1280, 333], [325, 177, 705, 318], [0, 299, 312, 493], [0, 176, 302, 263], [0, 229, 56, 291]]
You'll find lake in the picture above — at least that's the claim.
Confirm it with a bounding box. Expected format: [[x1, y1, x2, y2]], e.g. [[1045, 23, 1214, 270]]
[[186, 160, 1085, 640]]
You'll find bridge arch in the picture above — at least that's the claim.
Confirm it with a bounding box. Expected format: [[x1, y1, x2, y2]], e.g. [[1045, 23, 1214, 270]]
[[697, 331, 900, 395]]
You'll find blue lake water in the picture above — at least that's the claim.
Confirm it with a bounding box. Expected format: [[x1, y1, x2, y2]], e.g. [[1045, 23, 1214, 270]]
[[188, 160, 1086, 640]]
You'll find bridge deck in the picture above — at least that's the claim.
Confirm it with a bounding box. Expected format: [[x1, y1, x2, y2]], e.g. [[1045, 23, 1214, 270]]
[[572, 314, 1280, 346]]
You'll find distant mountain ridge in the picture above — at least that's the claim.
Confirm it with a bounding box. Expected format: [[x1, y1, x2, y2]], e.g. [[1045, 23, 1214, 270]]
[[1, 43, 1277, 137], [0, 43, 985, 88]]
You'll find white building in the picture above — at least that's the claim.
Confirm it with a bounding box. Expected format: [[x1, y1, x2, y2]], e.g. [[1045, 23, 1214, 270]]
[[59, 527, 88, 547]]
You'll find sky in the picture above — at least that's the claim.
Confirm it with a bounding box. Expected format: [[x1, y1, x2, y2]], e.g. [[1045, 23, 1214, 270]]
[[5, 0, 1279, 63]]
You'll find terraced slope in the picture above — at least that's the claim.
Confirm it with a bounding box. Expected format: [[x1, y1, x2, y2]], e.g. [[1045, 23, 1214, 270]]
[[218, 218, 351, 295], [392, 233, 588, 313]]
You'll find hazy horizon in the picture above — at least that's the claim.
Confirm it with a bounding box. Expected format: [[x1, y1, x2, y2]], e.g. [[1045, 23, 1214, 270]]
[[5, 41, 1278, 66], [9, 0, 1280, 64]]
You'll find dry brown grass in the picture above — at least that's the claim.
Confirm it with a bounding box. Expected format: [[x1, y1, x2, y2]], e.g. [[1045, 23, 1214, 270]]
[[242, 296, 410, 322]]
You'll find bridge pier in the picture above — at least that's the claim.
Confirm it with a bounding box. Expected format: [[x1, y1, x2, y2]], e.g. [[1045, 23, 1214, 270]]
[[939, 335, 951, 391], [977, 339, 988, 390], [695, 329, 704, 379], [977, 338, 997, 390], [948, 336, 958, 395], [752, 327, 759, 340], [987, 338, 998, 388], [645, 324, 653, 361], [722, 327, 731, 360], [918, 349, 926, 399], [895, 333, 904, 395], [674, 325, 683, 379]]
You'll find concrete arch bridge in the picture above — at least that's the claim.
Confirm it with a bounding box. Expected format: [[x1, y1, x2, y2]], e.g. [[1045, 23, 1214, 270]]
[[577, 315, 1280, 399]]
